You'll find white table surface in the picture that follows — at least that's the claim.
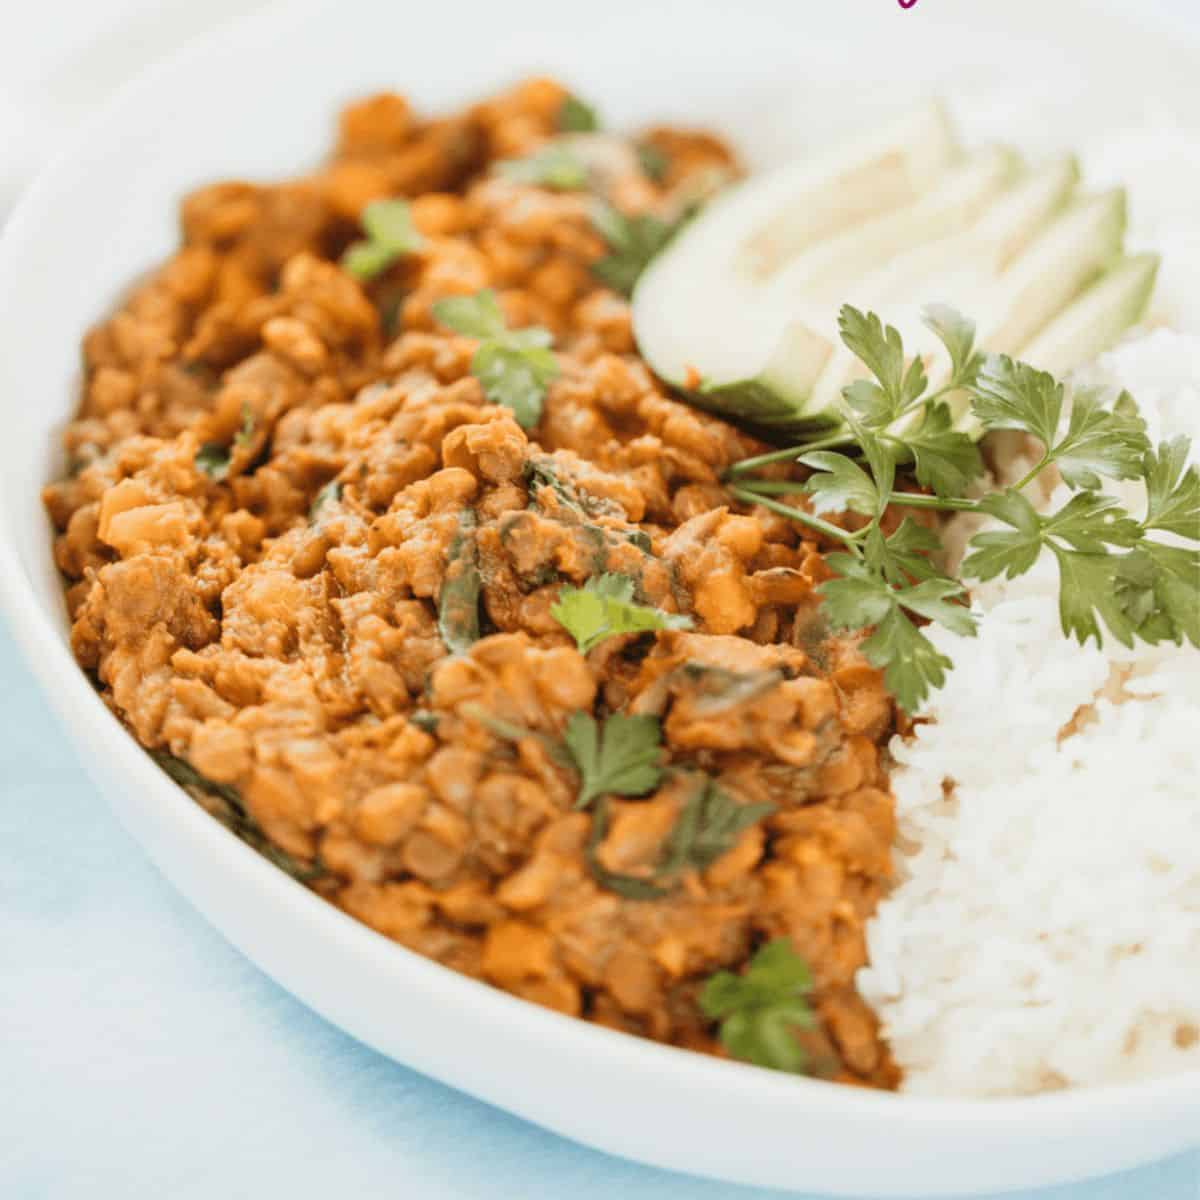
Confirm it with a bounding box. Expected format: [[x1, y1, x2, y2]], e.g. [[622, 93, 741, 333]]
[[3, 3, 1199, 1197]]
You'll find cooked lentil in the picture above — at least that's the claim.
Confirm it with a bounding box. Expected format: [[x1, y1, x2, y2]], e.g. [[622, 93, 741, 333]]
[[44, 78, 899, 1087]]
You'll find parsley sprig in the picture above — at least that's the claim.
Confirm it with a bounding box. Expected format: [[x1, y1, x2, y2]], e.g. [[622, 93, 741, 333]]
[[700, 940, 817, 1074], [564, 711, 663, 809], [431, 289, 559, 430], [551, 573, 692, 654], [729, 304, 1200, 712], [341, 199, 424, 282]]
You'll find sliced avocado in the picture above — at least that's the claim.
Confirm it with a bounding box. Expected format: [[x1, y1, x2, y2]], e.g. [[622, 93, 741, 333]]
[[1020, 252, 1159, 376], [975, 188, 1128, 359], [631, 102, 961, 421], [799, 155, 1085, 423]]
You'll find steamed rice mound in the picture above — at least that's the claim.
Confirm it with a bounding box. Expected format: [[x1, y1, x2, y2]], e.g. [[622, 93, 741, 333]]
[[859, 330, 1200, 1095]]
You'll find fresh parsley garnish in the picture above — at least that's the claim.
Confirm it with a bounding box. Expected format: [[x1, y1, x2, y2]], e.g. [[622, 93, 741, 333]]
[[972, 357, 1148, 489], [699, 940, 817, 1074], [550, 573, 691, 654], [431, 289, 558, 430], [558, 93, 600, 133], [497, 143, 589, 191], [341, 198, 424, 282], [821, 556, 976, 713], [563, 711, 664, 809], [729, 303, 1200, 712], [590, 200, 695, 297]]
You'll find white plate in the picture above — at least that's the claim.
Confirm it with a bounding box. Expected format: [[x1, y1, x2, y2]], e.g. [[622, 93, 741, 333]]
[[1, 1, 1197, 1194]]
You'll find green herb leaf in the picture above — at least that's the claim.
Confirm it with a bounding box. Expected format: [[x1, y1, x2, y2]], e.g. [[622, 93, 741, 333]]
[[497, 143, 589, 191], [591, 200, 692, 297], [970, 353, 1064, 448], [903, 401, 985, 498], [437, 511, 482, 655], [658, 778, 774, 876], [432, 289, 559, 429], [866, 518, 945, 586], [550, 573, 692, 654], [963, 489, 1141, 584], [471, 342, 558, 429], [821, 555, 975, 713], [1114, 542, 1200, 647], [1142, 437, 1200, 538], [431, 289, 508, 340], [564, 710, 664, 809], [699, 940, 816, 1074], [961, 490, 1045, 582], [341, 198, 424, 281], [798, 450, 879, 516], [559, 93, 600, 132], [838, 305, 927, 421], [1052, 387, 1150, 489], [922, 304, 981, 388], [1050, 548, 1138, 648], [861, 606, 957, 715], [841, 379, 894, 427], [1041, 490, 1142, 552]]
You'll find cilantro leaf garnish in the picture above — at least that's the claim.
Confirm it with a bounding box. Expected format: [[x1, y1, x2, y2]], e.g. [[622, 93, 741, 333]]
[[497, 144, 589, 191], [431, 289, 559, 430], [563, 711, 663, 810], [341, 199, 424, 282], [558, 93, 600, 133], [550, 573, 691, 654], [590, 200, 694, 297], [699, 940, 817, 1074]]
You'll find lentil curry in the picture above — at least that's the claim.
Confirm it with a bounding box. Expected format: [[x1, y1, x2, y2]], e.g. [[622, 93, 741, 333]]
[[44, 79, 900, 1088]]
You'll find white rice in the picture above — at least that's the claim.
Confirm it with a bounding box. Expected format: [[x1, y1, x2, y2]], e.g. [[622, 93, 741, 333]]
[[857, 330, 1200, 1096]]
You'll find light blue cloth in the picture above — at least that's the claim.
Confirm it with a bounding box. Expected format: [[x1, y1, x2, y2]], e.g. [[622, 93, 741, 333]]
[[1, 620, 1195, 1200]]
